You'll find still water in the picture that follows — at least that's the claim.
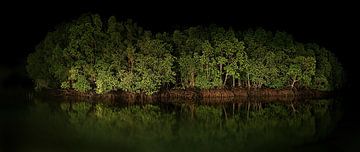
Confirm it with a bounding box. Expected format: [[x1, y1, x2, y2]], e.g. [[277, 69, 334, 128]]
[[1, 91, 344, 152]]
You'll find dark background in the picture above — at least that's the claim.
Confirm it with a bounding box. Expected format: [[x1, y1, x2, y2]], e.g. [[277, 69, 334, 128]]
[[1, 1, 358, 88], [1, 0, 359, 150]]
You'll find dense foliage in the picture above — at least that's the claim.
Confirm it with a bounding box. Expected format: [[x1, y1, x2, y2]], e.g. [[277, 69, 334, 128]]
[[27, 14, 344, 94]]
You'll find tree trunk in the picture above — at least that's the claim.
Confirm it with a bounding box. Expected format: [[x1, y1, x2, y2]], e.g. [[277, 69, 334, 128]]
[[128, 53, 134, 73], [219, 64, 223, 77], [232, 76, 235, 87], [223, 73, 228, 87], [190, 71, 195, 88], [247, 73, 251, 89], [291, 79, 297, 88], [238, 79, 241, 87], [130, 60, 134, 73], [206, 63, 209, 80]]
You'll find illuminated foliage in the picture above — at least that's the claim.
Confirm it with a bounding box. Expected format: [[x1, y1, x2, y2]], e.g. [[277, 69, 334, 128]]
[[27, 14, 344, 94]]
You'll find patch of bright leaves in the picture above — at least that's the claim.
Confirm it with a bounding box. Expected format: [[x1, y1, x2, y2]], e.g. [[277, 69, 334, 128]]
[[27, 14, 344, 95]]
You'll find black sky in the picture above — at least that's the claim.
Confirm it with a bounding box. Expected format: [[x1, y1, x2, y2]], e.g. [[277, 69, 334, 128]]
[[2, 0, 358, 86]]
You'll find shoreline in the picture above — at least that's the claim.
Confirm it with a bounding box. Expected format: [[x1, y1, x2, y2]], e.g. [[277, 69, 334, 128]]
[[43, 88, 332, 102]]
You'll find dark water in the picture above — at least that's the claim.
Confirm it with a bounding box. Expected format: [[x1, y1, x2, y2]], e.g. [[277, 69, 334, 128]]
[[0, 90, 356, 152]]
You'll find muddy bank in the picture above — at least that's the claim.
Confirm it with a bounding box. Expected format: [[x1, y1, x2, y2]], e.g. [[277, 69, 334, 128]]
[[159, 88, 330, 98], [44, 88, 331, 102]]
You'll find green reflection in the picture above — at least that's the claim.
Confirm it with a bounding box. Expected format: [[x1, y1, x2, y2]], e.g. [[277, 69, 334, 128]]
[[21, 97, 341, 152]]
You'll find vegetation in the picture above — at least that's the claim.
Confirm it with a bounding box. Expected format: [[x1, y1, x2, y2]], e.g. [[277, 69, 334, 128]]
[[27, 14, 344, 95]]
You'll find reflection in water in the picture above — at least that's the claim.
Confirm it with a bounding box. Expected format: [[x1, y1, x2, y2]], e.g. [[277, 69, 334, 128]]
[[11, 94, 342, 152]]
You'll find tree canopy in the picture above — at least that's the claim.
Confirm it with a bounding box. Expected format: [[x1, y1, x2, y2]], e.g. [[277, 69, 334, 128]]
[[27, 14, 344, 95]]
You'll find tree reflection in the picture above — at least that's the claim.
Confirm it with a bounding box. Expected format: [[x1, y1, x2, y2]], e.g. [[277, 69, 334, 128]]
[[22, 95, 341, 152]]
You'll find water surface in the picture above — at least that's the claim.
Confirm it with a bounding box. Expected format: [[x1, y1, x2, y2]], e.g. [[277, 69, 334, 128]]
[[1, 91, 344, 152]]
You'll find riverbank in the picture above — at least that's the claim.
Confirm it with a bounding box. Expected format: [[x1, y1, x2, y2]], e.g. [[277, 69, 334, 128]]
[[43, 88, 331, 102]]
